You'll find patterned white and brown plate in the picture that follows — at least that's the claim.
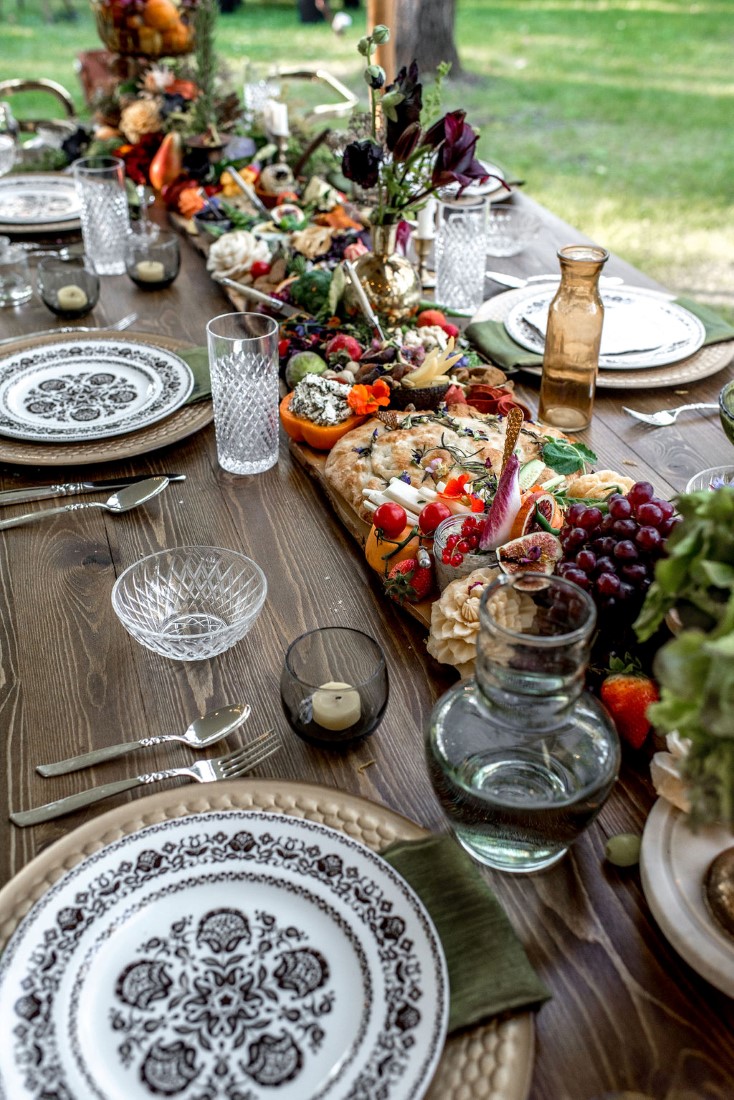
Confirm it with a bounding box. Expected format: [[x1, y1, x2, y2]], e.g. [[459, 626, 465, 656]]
[[0, 810, 449, 1100]]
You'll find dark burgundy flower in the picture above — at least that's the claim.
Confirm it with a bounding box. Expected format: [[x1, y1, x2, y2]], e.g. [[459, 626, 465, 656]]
[[429, 110, 488, 193], [392, 121, 421, 163], [385, 61, 422, 152], [342, 139, 384, 189]]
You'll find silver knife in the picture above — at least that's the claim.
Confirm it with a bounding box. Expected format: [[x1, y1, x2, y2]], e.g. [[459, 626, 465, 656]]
[[0, 473, 186, 508], [217, 276, 303, 317], [485, 270, 625, 290]]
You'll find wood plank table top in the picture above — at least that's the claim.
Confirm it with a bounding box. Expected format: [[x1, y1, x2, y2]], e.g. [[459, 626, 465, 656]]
[[0, 194, 733, 1099]]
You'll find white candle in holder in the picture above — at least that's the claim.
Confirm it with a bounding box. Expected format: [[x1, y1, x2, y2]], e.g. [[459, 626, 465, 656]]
[[56, 284, 88, 310], [266, 99, 289, 137], [311, 681, 361, 731], [135, 259, 166, 283], [417, 197, 437, 239]]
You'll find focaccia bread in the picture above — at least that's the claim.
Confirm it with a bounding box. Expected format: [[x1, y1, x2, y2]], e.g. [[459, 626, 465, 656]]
[[324, 407, 569, 519]]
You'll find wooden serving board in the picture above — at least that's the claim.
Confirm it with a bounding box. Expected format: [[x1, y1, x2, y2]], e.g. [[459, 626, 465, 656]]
[[288, 438, 434, 631]]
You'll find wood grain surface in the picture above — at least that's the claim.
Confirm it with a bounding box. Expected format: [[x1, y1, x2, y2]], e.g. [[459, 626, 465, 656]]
[[0, 195, 733, 1100]]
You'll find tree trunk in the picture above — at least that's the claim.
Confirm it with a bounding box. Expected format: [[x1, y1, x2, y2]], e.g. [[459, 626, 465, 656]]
[[393, 0, 461, 76]]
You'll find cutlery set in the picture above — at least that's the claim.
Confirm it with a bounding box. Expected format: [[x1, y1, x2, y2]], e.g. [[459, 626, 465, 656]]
[[12, 704, 283, 826]]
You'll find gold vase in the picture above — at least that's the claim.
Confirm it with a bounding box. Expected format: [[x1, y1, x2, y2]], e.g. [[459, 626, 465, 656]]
[[344, 223, 422, 326]]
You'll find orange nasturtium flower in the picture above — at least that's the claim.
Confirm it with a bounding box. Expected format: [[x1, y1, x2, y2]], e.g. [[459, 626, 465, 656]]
[[348, 378, 391, 416], [440, 472, 471, 499]]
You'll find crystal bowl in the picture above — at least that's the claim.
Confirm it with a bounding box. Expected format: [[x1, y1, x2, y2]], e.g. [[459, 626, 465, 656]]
[[112, 546, 267, 661], [485, 208, 541, 257], [684, 466, 734, 493]]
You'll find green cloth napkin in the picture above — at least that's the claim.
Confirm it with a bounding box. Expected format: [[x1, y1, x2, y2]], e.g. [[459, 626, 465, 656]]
[[465, 295, 734, 373], [381, 834, 550, 1033], [179, 347, 212, 403]]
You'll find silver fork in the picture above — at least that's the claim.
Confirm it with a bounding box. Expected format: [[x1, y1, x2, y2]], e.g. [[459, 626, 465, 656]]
[[10, 729, 281, 827], [0, 312, 139, 349], [623, 402, 719, 427]]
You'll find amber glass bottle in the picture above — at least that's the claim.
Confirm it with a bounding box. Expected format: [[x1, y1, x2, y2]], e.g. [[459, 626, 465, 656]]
[[537, 245, 609, 432]]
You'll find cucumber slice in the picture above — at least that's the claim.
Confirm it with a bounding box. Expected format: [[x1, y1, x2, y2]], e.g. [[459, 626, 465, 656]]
[[518, 458, 546, 491]]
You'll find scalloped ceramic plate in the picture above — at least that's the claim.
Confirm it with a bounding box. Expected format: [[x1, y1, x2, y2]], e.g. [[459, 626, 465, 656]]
[[640, 798, 734, 996], [0, 174, 81, 225], [0, 811, 448, 1100], [0, 338, 194, 443]]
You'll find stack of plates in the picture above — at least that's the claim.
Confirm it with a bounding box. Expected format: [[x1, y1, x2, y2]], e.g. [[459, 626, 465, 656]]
[[0, 331, 212, 467], [473, 284, 733, 390], [0, 174, 82, 234]]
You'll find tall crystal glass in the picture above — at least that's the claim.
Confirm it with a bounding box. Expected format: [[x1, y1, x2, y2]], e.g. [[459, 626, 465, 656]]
[[206, 312, 280, 475], [435, 198, 488, 312], [426, 573, 620, 873], [72, 156, 131, 276]]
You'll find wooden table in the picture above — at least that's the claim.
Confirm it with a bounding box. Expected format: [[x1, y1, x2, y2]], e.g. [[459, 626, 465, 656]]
[[1, 196, 733, 1100]]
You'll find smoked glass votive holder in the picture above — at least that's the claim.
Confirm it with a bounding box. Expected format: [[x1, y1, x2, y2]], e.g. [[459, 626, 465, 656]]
[[125, 227, 180, 290], [37, 254, 100, 319], [280, 626, 389, 746]]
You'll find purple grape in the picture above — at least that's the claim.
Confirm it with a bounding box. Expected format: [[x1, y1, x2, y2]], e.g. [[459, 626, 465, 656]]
[[621, 563, 648, 586], [636, 526, 662, 552], [609, 496, 632, 519], [566, 503, 587, 526], [617, 581, 635, 602], [627, 482, 655, 508], [600, 514, 616, 533], [636, 501, 664, 527], [657, 499, 675, 520], [576, 549, 597, 573], [612, 518, 639, 538], [594, 555, 616, 575], [564, 567, 590, 588], [597, 572, 621, 596], [591, 536, 616, 556], [579, 506, 603, 530], [566, 527, 588, 549], [614, 540, 639, 562]]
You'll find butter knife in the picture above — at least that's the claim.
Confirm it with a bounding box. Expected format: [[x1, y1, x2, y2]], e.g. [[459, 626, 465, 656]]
[[0, 473, 186, 508]]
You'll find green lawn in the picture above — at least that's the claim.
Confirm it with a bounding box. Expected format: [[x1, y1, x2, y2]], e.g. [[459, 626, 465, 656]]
[[2, 0, 731, 318]]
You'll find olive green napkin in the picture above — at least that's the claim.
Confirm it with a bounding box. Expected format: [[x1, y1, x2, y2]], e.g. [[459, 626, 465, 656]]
[[179, 347, 212, 403], [381, 834, 550, 1033], [465, 295, 734, 373]]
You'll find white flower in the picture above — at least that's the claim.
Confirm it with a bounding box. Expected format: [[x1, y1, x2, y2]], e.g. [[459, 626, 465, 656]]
[[650, 732, 692, 813], [206, 231, 270, 281]]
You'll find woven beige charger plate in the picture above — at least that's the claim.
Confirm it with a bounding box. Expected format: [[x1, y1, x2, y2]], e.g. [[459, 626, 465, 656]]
[[0, 779, 534, 1100], [473, 288, 734, 390], [0, 329, 213, 467]]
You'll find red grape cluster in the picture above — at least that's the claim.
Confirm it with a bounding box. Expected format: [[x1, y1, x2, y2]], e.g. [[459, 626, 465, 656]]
[[440, 516, 483, 567], [557, 481, 678, 617]]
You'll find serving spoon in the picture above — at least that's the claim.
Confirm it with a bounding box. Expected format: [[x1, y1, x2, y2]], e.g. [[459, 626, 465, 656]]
[[0, 475, 168, 531], [37, 702, 252, 776]]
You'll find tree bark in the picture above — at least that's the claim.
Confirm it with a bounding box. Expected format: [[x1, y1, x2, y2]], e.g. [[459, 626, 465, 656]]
[[393, 0, 461, 76]]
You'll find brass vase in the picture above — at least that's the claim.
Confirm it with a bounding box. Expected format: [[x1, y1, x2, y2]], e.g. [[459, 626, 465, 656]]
[[344, 222, 422, 325]]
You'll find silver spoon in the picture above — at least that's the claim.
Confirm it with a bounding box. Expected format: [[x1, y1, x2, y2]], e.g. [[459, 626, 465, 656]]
[[36, 702, 251, 776], [0, 475, 169, 531]]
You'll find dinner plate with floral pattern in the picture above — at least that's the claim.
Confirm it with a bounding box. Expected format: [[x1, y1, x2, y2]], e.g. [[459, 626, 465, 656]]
[[0, 174, 82, 225], [0, 338, 194, 443], [0, 811, 449, 1100]]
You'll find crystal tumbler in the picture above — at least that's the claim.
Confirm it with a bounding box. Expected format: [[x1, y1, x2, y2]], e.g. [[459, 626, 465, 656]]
[[73, 156, 131, 276], [435, 199, 487, 312], [206, 312, 280, 475], [427, 573, 620, 873]]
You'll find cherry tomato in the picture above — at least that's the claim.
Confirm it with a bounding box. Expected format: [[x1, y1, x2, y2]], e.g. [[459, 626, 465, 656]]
[[250, 260, 271, 279], [418, 500, 452, 535], [373, 502, 408, 540]]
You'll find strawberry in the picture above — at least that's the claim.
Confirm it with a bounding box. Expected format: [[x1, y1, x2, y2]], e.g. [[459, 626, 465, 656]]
[[599, 656, 659, 749], [385, 548, 434, 604], [324, 333, 363, 361]]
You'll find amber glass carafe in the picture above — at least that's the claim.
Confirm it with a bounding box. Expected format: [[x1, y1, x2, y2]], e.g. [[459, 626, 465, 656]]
[[537, 245, 609, 432]]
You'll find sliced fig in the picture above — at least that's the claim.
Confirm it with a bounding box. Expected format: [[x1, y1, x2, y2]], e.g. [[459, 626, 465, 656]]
[[497, 532, 563, 575]]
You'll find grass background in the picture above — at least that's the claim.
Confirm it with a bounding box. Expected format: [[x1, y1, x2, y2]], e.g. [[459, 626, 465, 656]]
[[1, 0, 731, 319]]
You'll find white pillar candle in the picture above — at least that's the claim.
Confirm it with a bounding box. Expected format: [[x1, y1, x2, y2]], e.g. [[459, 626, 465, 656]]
[[266, 99, 289, 137], [311, 681, 362, 731], [135, 259, 166, 283], [56, 284, 88, 310], [416, 197, 437, 240]]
